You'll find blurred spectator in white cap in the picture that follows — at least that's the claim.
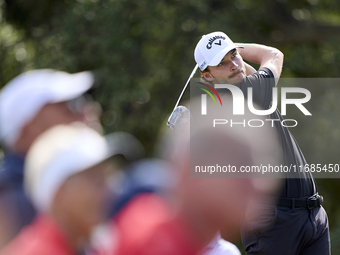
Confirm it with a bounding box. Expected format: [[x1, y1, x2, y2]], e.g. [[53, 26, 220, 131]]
[[0, 69, 102, 247], [0, 123, 114, 255]]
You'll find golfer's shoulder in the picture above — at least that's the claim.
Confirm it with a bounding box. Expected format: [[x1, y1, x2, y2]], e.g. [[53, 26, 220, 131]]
[[242, 67, 275, 86], [253, 67, 274, 79]]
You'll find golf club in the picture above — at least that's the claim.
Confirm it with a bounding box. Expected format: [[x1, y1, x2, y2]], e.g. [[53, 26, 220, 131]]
[[167, 64, 198, 129]]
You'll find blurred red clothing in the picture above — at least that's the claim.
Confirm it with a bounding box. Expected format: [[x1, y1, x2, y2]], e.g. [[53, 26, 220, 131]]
[[0, 214, 75, 255], [110, 193, 199, 255]]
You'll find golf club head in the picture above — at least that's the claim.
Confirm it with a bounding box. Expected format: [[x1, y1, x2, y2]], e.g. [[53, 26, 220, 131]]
[[167, 106, 191, 130]]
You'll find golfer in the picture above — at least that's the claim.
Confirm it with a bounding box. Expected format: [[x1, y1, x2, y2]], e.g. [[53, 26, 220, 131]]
[[193, 31, 330, 255]]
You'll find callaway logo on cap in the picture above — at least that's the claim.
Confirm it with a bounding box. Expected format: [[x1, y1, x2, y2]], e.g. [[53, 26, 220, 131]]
[[194, 31, 244, 71]]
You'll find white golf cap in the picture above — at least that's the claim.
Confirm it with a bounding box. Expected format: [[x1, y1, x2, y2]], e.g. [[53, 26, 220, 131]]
[[0, 69, 94, 148], [24, 123, 115, 212], [194, 31, 243, 71]]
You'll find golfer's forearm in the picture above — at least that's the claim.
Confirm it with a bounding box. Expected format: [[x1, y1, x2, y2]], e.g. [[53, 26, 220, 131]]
[[236, 43, 283, 65], [236, 43, 284, 79]]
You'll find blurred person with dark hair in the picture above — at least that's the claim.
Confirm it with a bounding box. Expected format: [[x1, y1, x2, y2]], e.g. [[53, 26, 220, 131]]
[[97, 97, 282, 255], [193, 31, 329, 255], [0, 69, 102, 247], [0, 124, 114, 255]]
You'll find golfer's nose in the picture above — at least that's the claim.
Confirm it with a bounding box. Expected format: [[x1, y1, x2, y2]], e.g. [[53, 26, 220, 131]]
[[230, 60, 238, 71]]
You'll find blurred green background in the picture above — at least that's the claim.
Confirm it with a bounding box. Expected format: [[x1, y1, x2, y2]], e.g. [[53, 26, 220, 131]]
[[0, 0, 340, 253]]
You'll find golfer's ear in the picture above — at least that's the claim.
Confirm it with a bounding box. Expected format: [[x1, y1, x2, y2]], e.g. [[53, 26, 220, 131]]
[[201, 72, 214, 81]]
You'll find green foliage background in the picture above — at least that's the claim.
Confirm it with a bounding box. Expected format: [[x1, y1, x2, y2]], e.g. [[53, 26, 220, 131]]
[[1, 0, 340, 253]]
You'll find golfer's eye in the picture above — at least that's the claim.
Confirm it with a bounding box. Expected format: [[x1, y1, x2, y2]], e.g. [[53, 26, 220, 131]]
[[231, 53, 237, 58], [218, 61, 225, 66]]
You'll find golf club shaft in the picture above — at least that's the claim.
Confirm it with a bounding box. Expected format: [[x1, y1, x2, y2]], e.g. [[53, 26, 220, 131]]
[[173, 64, 198, 111]]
